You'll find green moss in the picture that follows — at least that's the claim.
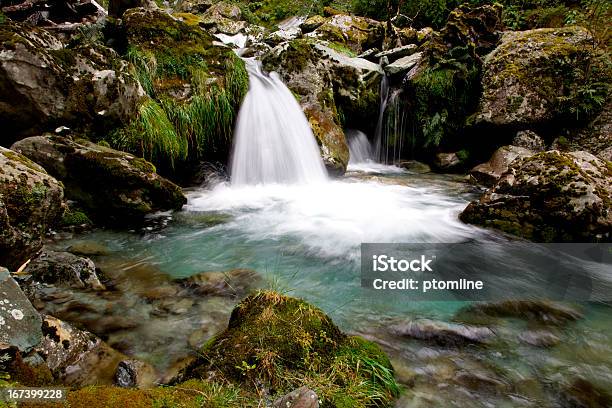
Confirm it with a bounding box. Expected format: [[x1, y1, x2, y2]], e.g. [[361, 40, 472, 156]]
[[1, 150, 44, 173], [61, 210, 92, 227], [185, 291, 399, 407]]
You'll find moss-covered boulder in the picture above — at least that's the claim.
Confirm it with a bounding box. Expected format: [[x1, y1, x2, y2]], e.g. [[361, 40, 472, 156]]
[[263, 39, 382, 174], [475, 27, 611, 127], [11, 135, 186, 225], [460, 150, 612, 242], [111, 8, 248, 167], [0, 20, 144, 145], [0, 147, 64, 270], [181, 291, 399, 407], [198, 1, 247, 35], [311, 14, 385, 55]]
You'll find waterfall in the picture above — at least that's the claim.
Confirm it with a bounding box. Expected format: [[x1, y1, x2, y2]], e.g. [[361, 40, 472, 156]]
[[230, 59, 328, 185], [374, 76, 411, 164], [347, 130, 374, 164]]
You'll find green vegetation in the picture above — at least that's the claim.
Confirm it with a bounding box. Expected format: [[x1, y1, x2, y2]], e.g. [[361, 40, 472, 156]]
[[61, 210, 93, 227], [351, 0, 610, 30], [107, 9, 249, 167], [186, 291, 400, 407]]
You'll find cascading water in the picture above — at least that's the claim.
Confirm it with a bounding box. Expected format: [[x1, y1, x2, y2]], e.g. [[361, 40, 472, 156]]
[[374, 75, 412, 165], [230, 59, 328, 185], [347, 130, 374, 164]]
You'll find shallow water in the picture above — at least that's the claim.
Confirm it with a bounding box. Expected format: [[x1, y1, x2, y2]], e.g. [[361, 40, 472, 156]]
[[51, 167, 612, 406]]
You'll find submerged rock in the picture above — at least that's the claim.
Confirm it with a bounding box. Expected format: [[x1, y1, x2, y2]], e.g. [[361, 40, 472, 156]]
[[469, 145, 534, 186], [22, 250, 105, 290], [0, 147, 64, 270], [179, 291, 399, 407], [460, 150, 612, 241], [11, 135, 186, 225], [559, 378, 612, 408], [389, 319, 495, 347], [0, 20, 144, 143], [456, 300, 583, 326], [518, 330, 560, 348], [178, 268, 260, 298], [0, 270, 43, 353]]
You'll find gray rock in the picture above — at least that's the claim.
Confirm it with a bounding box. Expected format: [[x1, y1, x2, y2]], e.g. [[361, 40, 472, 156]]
[[461, 150, 612, 242], [389, 319, 494, 346], [23, 250, 104, 290], [0, 270, 43, 353], [199, 2, 247, 35], [273, 386, 319, 408], [469, 145, 534, 186], [0, 147, 64, 270], [384, 52, 423, 75], [11, 136, 186, 225], [0, 20, 144, 143], [36, 314, 126, 386], [114, 359, 158, 388], [513, 130, 545, 152], [375, 44, 417, 62]]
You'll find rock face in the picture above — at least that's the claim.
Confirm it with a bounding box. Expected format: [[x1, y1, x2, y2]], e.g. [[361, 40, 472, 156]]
[[565, 99, 612, 161], [263, 39, 382, 174], [109, 0, 156, 17], [512, 130, 545, 152], [460, 150, 611, 242], [22, 250, 105, 290], [0, 20, 144, 144], [0, 270, 43, 353], [469, 145, 534, 186], [475, 27, 604, 127], [11, 136, 186, 225], [0, 147, 64, 270]]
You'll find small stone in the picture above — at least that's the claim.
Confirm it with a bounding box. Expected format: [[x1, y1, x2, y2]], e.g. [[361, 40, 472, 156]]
[[114, 359, 158, 389], [273, 386, 319, 408]]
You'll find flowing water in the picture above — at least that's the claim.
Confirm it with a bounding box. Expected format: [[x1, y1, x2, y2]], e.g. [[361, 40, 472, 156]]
[[48, 61, 612, 406], [230, 59, 327, 185]]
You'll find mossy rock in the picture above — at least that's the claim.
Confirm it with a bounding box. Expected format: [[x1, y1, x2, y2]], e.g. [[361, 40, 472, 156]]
[[475, 26, 611, 127], [181, 291, 399, 407], [460, 150, 612, 242], [0, 146, 64, 270]]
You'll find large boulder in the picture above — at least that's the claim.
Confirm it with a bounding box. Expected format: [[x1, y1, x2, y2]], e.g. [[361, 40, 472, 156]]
[[460, 150, 612, 242], [469, 145, 534, 186], [564, 99, 612, 161], [178, 291, 399, 407], [0, 147, 64, 270], [11, 136, 186, 225], [263, 39, 382, 174], [309, 14, 385, 55], [198, 1, 247, 35], [0, 269, 43, 353], [475, 27, 608, 127], [0, 20, 144, 145]]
